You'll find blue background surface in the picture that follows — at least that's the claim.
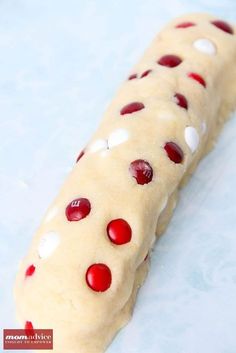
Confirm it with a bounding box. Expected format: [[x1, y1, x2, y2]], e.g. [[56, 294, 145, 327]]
[[0, 1, 236, 352]]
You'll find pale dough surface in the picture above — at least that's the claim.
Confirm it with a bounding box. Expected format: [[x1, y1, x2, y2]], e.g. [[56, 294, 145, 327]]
[[14, 13, 236, 353]]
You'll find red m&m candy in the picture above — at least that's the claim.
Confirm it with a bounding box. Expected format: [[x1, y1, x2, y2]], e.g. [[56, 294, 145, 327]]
[[25, 264, 36, 277], [86, 264, 112, 292], [158, 55, 182, 68], [76, 150, 85, 163], [175, 22, 196, 29], [66, 198, 91, 221], [188, 72, 206, 87], [120, 102, 145, 115], [140, 69, 152, 78], [129, 159, 153, 185], [174, 93, 188, 109], [211, 20, 233, 34], [164, 142, 184, 164], [107, 219, 132, 245], [128, 73, 138, 80]]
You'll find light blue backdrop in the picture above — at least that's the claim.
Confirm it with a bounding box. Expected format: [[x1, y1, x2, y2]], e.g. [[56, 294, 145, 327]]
[[0, 1, 236, 352]]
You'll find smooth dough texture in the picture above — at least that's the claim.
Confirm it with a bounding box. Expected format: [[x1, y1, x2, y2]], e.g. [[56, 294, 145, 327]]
[[14, 13, 236, 353]]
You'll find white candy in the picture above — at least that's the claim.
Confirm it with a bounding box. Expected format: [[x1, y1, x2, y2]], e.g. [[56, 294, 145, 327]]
[[184, 126, 200, 153], [193, 38, 216, 55], [108, 128, 129, 149], [89, 139, 108, 153], [38, 232, 60, 259]]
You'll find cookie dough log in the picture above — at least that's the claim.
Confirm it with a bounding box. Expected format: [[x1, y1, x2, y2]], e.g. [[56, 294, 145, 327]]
[[14, 13, 236, 353]]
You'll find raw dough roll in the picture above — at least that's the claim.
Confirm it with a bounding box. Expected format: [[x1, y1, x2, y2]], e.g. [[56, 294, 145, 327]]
[[14, 13, 236, 353]]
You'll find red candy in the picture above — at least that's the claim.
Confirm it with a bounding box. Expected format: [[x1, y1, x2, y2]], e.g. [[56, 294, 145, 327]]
[[175, 22, 196, 28], [188, 72, 206, 87], [25, 321, 34, 336], [164, 142, 184, 164], [25, 264, 35, 277], [66, 198, 91, 221], [86, 264, 112, 292], [174, 93, 188, 109], [128, 71, 152, 80], [107, 219, 132, 245], [129, 159, 153, 185], [76, 150, 85, 163], [128, 73, 138, 80], [211, 20, 233, 34], [120, 102, 145, 115], [158, 55, 182, 68], [140, 69, 152, 78]]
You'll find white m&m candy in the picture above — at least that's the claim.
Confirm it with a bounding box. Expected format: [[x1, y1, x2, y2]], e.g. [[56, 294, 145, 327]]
[[193, 38, 216, 55], [184, 126, 200, 153], [38, 232, 60, 259], [89, 139, 108, 153], [108, 128, 129, 149]]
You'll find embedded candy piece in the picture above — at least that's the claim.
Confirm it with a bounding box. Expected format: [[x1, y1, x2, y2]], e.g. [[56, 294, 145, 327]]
[[120, 102, 145, 115], [175, 22, 196, 28], [107, 219, 132, 245], [140, 69, 152, 78], [76, 150, 85, 163], [164, 142, 184, 164], [184, 126, 200, 153], [66, 198, 91, 222], [173, 93, 188, 109], [193, 38, 216, 55], [158, 55, 182, 68], [38, 232, 60, 259], [25, 264, 35, 277], [89, 139, 108, 153], [86, 264, 112, 292], [129, 159, 153, 185], [128, 70, 152, 80], [108, 128, 129, 149], [128, 73, 137, 80], [211, 20, 233, 34], [188, 72, 206, 87]]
